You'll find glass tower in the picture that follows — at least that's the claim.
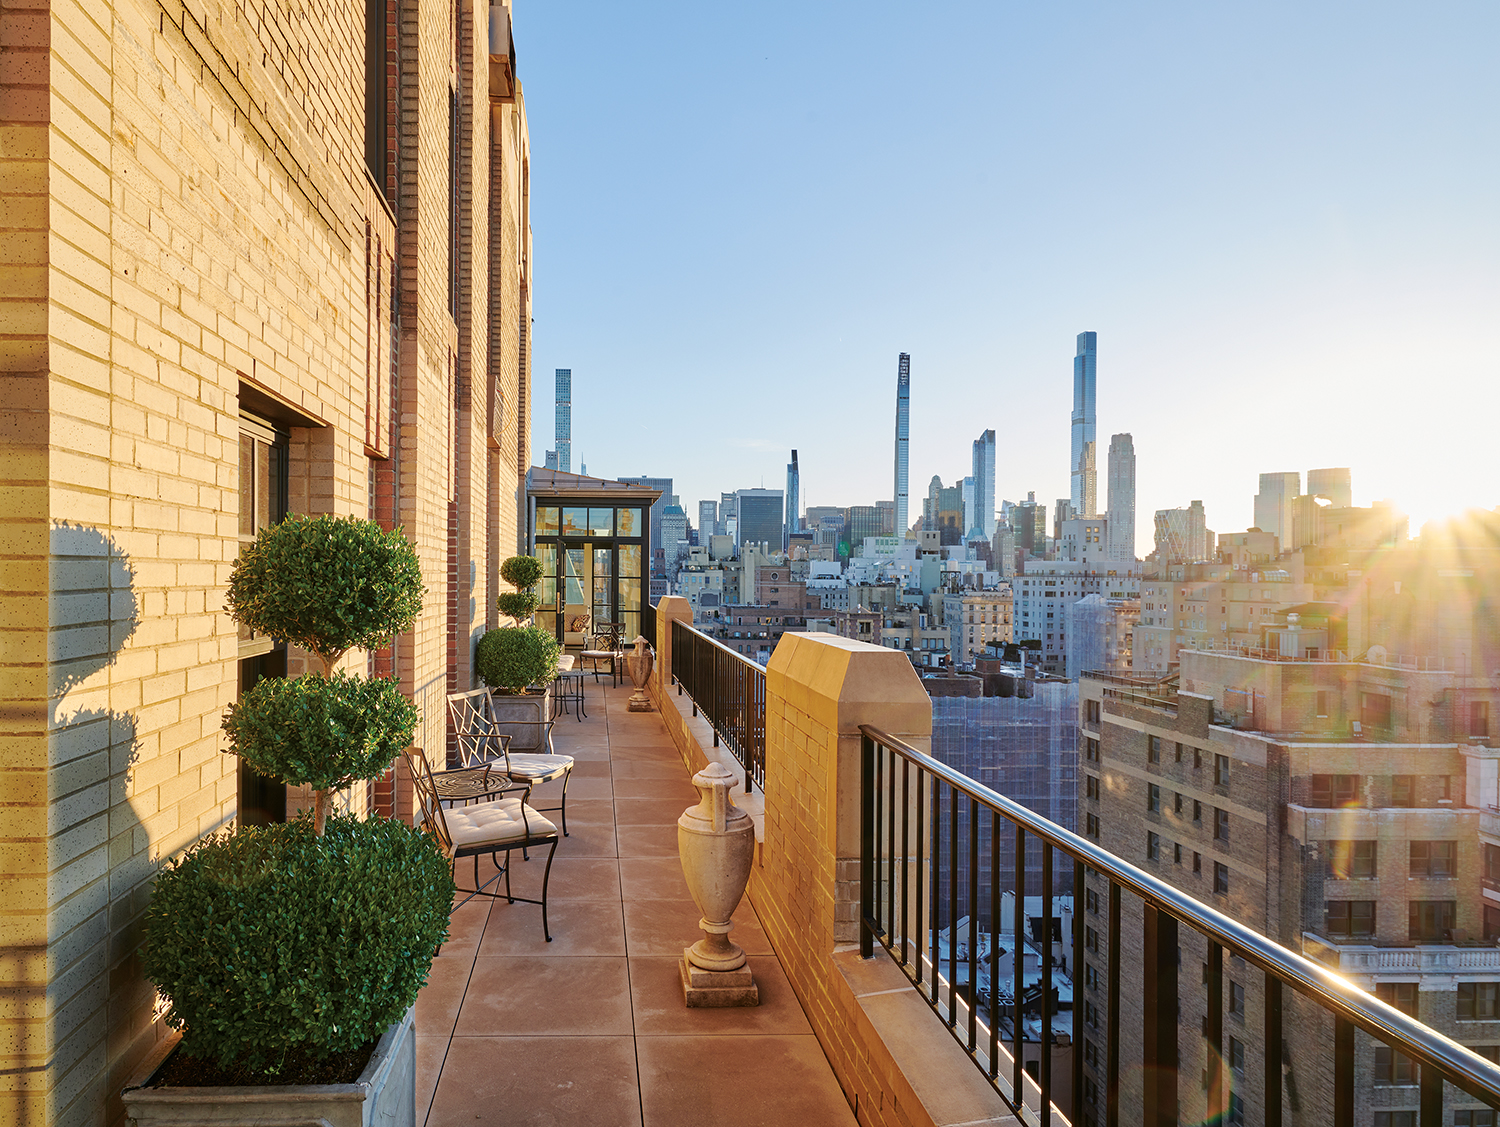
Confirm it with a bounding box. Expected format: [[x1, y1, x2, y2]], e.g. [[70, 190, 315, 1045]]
[[894, 353, 910, 538], [1106, 433, 1136, 563], [1070, 333, 1097, 516], [785, 450, 799, 548], [971, 428, 996, 540], [554, 368, 572, 474]]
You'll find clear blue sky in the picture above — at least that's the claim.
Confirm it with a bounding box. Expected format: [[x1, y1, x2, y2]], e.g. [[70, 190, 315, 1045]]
[[520, 2, 1499, 548]]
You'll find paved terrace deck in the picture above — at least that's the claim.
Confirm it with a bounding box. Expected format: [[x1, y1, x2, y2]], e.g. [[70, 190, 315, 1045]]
[[414, 676, 859, 1126]]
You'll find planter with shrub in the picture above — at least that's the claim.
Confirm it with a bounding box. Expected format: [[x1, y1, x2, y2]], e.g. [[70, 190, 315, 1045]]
[[126, 514, 453, 1127], [476, 554, 561, 750]]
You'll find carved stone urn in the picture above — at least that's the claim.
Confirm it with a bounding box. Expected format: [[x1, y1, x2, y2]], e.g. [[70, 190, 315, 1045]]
[[624, 635, 654, 712], [676, 761, 759, 1006]]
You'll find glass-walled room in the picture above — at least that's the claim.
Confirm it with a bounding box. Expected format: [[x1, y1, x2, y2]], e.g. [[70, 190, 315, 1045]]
[[532, 502, 648, 646]]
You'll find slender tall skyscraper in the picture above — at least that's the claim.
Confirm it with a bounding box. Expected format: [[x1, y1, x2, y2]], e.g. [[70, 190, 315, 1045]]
[[554, 368, 572, 473], [1070, 333, 1097, 516], [893, 354, 911, 537], [971, 429, 996, 540], [1254, 472, 1301, 547], [784, 450, 800, 548], [1106, 433, 1136, 563]]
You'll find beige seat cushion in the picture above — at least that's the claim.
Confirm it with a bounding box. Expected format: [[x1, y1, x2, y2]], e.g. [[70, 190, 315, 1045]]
[[444, 796, 557, 848], [506, 753, 573, 785]]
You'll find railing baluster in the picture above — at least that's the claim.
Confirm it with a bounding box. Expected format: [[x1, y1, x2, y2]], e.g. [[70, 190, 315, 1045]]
[[1107, 880, 1120, 1127], [1334, 1016, 1354, 1127], [1142, 904, 1177, 1127], [889, 746, 898, 966], [1071, 859, 1084, 1127], [968, 796, 979, 1052], [901, 758, 910, 969], [1264, 973, 1282, 1127], [915, 768, 925, 986], [1207, 941, 1223, 1124], [859, 733, 875, 960], [989, 808, 1001, 1079], [874, 735, 884, 940], [1040, 842, 1053, 1127], [1420, 1059, 1443, 1127], [948, 782, 958, 1030], [1014, 822, 1025, 1108]]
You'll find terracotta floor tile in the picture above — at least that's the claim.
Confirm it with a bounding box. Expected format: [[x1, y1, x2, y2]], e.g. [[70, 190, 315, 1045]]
[[613, 796, 697, 826], [623, 898, 771, 957], [556, 797, 616, 825], [608, 758, 694, 781], [558, 775, 613, 800], [567, 758, 612, 778], [414, 1033, 448, 1126], [454, 956, 634, 1036], [479, 897, 626, 958], [553, 820, 617, 858], [612, 774, 698, 802], [618, 856, 691, 900], [425, 1036, 641, 1127], [627, 955, 813, 1037], [415, 954, 473, 1034], [636, 1035, 856, 1126], [614, 823, 679, 859], [500, 855, 621, 901], [438, 899, 489, 955]]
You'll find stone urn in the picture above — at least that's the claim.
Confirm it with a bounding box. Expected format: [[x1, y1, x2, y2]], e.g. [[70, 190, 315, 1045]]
[[624, 635, 654, 712], [676, 761, 759, 1006]]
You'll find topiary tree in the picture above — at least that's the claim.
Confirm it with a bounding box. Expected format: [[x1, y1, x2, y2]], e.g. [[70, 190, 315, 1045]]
[[223, 514, 425, 833], [142, 814, 454, 1070], [476, 624, 561, 693], [496, 553, 543, 623]]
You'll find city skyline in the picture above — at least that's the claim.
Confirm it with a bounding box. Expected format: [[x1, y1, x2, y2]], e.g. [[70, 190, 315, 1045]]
[[522, 3, 1497, 546]]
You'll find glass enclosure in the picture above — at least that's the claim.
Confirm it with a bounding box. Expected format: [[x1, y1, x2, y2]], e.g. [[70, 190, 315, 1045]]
[[533, 503, 646, 645]]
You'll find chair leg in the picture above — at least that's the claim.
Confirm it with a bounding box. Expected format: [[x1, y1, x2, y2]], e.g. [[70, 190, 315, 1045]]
[[558, 766, 571, 837], [538, 838, 559, 942]]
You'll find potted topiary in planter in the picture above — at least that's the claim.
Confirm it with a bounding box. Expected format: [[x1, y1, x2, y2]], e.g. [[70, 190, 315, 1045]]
[[125, 514, 455, 1127], [476, 554, 562, 752]]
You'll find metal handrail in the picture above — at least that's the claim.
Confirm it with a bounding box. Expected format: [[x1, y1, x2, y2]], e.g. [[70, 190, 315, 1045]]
[[671, 620, 766, 792], [858, 723, 1500, 1127]]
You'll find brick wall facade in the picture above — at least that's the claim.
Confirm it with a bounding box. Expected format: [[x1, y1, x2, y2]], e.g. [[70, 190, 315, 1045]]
[[0, 0, 531, 1121]]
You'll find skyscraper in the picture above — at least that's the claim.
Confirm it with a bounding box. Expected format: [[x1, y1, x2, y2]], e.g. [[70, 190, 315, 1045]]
[[1306, 466, 1352, 509], [971, 429, 996, 540], [735, 488, 784, 550], [893, 353, 911, 538], [698, 500, 718, 543], [1070, 333, 1097, 516], [554, 368, 572, 473], [785, 450, 800, 548], [1106, 433, 1136, 563], [1253, 471, 1301, 547]]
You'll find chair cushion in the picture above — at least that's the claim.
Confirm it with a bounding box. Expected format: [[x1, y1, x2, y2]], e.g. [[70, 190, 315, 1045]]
[[444, 796, 557, 848], [506, 753, 574, 785]]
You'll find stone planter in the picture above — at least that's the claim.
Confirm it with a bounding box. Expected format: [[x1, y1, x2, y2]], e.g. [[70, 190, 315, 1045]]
[[490, 684, 554, 753], [122, 1005, 415, 1127]]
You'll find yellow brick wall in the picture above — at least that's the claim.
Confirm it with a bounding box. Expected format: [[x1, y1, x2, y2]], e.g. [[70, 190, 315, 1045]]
[[0, 0, 532, 1122]]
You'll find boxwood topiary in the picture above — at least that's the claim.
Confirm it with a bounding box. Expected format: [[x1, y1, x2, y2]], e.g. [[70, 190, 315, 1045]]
[[142, 813, 455, 1071], [497, 589, 539, 622], [476, 624, 561, 693], [226, 514, 424, 673], [222, 671, 419, 794], [499, 554, 543, 591]]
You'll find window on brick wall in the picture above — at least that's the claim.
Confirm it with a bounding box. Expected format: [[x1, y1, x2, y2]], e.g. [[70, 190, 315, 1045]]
[[1148, 784, 1161, 813], [1410, 841, 1457, 878], [1325, 840, 1377, 880], [1326, 900, 1376, 937], [1460, 984, 1500, 1020], [1374, 1046, 1416, 1084], [1473, 701, 1491, 738], [1147, 832, 1161, 860], [1086, 699, 1100, 725], [1215, 754, 1231, 787], [1454, 1111, 1497, 1127], [1215, 862, 1229, 894], [1148, 735, 1161, 763], [1086, 775, 1100, 800], [1378, 982, 1420, 1017], [1086, 813, 1100, 838], [1409, 900, 1455, 941], [1214, 807, 1229, 843], [1391, 774, 1416, 807], [1310, 774, 1360, 808]]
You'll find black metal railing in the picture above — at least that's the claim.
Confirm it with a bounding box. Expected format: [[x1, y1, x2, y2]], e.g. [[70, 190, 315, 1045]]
[[671, 620, 766, 792], [858, 724, 1500, 1127]]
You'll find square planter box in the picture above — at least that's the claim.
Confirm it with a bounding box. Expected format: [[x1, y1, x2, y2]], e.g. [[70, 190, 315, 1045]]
[[122, 1006, 415, 1127], [491, 684, 554, 753]]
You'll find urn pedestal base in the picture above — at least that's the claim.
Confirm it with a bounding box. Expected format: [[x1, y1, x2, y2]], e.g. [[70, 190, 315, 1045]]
[[680, 950, 759, 1008]]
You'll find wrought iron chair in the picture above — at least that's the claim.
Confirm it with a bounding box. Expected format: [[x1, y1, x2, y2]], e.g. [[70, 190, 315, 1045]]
[[404, 748, 558, 940], [446, 687, 576, 835], [581, 622, 626, 685]]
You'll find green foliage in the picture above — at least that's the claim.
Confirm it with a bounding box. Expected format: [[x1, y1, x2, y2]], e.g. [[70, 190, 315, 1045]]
[[222, 672, 418, 790], [142, 815, 454, 1071], [476, 625, 560, 693], [499, 554, 543, 591], [226, 515, 424, 667], [496, 590, 540, 621]]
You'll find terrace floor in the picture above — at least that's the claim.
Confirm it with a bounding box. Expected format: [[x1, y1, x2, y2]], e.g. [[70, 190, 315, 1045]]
[[414, 676, 858, 1126]]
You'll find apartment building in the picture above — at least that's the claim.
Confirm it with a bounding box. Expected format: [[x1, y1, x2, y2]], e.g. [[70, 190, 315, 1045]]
[[943, 589, 1016, 666], [1076, 650, 1500, 1127], [0, 2, 532, 1120], [1134, 560, 1315, 671], [1014, 561, 1140, 677]]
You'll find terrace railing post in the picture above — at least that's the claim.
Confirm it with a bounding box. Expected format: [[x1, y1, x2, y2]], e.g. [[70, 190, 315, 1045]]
[[1264, 973, 1283, 1127], [1334, 1016, 1354, 1127], [1040, 843, 1053, 1127], [1071, 858, 1084, 1127], [1142, 904, 1178, 1127], [1107, 881, 1121, 1127], [1420, 1060, 1443, 1127], [1207, 940, 1224, 1124], [860, 732, 875, 959]]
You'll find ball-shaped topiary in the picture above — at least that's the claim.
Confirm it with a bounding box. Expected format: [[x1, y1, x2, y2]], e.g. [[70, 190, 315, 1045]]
[[222, 672, 419, 794], [141, 814, 455, 1070], [226, 514, 424, 672], [499, 554, 543, 591], [476, 624, 561, 693], [497, 589, 540, 622]]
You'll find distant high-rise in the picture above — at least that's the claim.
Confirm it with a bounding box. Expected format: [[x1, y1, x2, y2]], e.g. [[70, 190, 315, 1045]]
[[961, 477, 976, 538], [544, 450, 558, 471], [1307, 467, 1352, 509], [698, 500, 718, 544], [554, 369, 572, 473], [1154, 500, 1210, 564], [617, 476, 673, 572], [1106, 433, 1136, 563], [972, 429, 997, 540], [894, 354, 911, 537], [785, 450, 800, 548], [1253, 472, 1300, 547], [735, 488, 784, 551], [1070, 333, 1098, 516]]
